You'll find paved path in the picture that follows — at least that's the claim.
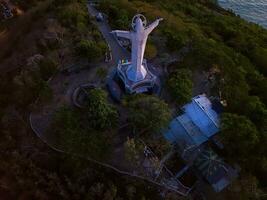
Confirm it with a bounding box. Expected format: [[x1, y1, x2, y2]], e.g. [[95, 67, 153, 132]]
[[86, 4, 130, 65]]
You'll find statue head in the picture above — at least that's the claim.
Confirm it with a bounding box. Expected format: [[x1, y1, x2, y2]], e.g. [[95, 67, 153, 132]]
[[132, 14, 147, 31]]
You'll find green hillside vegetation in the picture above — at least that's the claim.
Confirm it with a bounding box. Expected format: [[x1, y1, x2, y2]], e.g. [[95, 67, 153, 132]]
[[1, 0, 267, 199], [99, 0, 267, 197], [167, 68, 193, 105], [0, 0, 166, 199]]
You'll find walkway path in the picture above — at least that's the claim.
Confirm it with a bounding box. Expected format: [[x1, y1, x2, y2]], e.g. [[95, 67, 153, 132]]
[[86, 4, 130, 65]]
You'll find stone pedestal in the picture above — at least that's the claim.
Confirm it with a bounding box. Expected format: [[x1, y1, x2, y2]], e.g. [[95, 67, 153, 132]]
[[117, 59, 157, 94]]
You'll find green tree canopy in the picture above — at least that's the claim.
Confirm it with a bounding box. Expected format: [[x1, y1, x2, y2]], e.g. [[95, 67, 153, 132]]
[[221, 113, 259, 163], [125, 95, 171, 135], [250, 47, 267, 76], [75, 39, 105, 61], [167, 68, 193, 105], [85, 88, 118, 130], [243, 96, 267, 128], [58, 1, 88, 27], [52, 106, 113, 159]]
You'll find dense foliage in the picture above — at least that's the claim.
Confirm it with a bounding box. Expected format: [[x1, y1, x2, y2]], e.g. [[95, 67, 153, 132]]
[[221, 113, 259, 163], [167, 68, 193, 105], [85, 88, 118, 130], [99, 0, 267, 197], [125, 94, 171, 135], [0, 0, 166, 198], [75, 39, 106, 61], [1, 0, 267, 199], [51, 106, 114, 159], [50, 89, 118, 158]]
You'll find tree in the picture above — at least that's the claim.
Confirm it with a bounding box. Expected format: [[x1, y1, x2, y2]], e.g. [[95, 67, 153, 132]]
[[52, 106, 113, 159], [226, 174, 263, 200], [167, 68, 193, 105], [164, 29, 189, 52], [96, 67, 108, 81], [85, 88, 118, 130], [221, 113, 259, 163], [250, 47, 267, 76], [58, 2, 88, 28], [125, 95, 171, 135], [115, 9, 130, 29], [75, 39, 105, 61], [38, 58, 58, 81], [243, 96, 267, 129], [124, 138, 143, 165]]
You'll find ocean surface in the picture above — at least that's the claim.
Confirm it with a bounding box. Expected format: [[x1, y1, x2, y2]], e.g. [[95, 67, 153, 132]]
[[218, 0, 267, 29]]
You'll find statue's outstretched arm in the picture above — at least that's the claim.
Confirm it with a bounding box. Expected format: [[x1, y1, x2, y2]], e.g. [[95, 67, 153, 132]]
[[145, 18, 163, 35], [111, 30, 131, 40]]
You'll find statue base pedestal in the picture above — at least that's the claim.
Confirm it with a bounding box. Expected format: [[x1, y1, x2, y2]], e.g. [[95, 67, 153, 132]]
[[117, 59, 157, 94], [106, 60, 161, 102]]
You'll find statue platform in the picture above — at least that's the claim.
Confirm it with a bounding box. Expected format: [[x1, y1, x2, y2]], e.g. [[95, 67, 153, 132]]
[[117, 59, 157, 94], [106, 60, 161, 102]]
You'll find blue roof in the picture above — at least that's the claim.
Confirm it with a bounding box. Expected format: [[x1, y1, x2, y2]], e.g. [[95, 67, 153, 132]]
[[165, 114, 207, 146], [183, 95, 219, 138], [164, 95, 220, 146]]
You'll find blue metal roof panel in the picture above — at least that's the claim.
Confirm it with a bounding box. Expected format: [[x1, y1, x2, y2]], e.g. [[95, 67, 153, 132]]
[[164, 114, 208, 146], [183, 95, 220, 138], [177, 115, 208, 145]]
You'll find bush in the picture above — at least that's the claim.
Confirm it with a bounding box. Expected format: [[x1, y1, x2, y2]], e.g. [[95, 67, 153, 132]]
[[96, 67, 108, 80], [85, 88, 118, 130], [125, 94, 171, 135], [52, 106, 114, 159], [221, 113, 259, 163], [39, 81, 53, 103], [164, 29, 189, 51], [75, 39, 105, 61], [250, 47, 267, 76], [38, 59, 58, 81], [167, 68, 193, 105], [58, 2, 88, 28]]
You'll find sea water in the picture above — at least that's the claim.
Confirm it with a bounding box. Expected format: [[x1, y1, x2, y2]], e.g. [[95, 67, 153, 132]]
[[218, 0, 267, 29]]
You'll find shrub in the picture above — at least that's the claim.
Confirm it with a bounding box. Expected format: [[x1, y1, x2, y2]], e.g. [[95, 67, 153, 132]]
[[167, 68, 193, 105], [51, 106, 113, 159], [85, 88, 118, 130], [38, 59, 58, 81], [221, 113, 259, 164], [75, 39, 105, 61], [125, 94, 171, 135]]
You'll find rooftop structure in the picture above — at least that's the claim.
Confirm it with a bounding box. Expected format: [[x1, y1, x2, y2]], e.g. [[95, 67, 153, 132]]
[[194, 148, 238, 192], [162, 95, 237, 192], [164, 95, 220, 147]]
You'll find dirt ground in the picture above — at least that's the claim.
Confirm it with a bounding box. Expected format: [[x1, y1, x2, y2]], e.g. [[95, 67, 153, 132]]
[[0, 0, 52, 74]]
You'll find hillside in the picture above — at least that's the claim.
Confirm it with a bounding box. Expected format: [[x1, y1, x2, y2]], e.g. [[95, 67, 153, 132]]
[[99, 0, 267, 197], [0, 0, 267, 199]]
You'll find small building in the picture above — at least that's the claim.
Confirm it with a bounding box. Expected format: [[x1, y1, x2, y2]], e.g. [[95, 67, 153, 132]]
[[164, 95, 221, 152], [163, 95, 237, 193], [193, 148, 238, 192]]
